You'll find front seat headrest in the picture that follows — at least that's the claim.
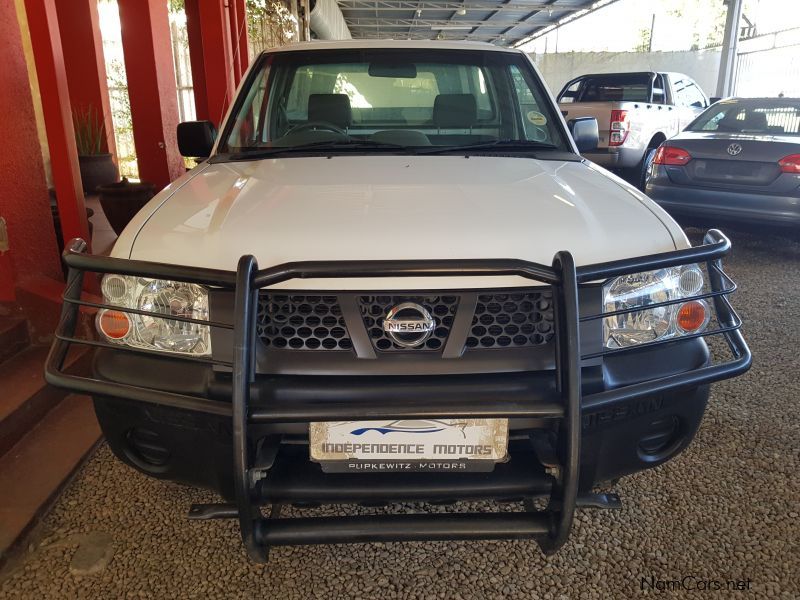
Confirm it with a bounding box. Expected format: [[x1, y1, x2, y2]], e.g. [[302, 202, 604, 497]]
[[307, 94, 352, 129], [742, 110, 768, 131], [433, 94, 477, 129]]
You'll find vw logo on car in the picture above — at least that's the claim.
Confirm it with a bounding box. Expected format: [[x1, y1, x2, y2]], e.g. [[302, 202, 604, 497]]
[[383, 302, 435, 348], [727, 143, 743, 156]]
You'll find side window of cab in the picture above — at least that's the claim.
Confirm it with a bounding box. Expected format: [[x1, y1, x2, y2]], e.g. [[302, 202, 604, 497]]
[[558, 79, 582, 103], [684, 82, 708, 109], [673, 77, 707, 109]]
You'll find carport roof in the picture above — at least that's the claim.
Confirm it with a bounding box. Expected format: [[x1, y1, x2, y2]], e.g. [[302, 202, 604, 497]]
[[337, 0, 603, 47]]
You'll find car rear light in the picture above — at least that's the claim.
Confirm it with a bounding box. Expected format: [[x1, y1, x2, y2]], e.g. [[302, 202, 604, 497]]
[[653, 145, 692, 166], [609, 110, 629, 146], [778, 154, 800, 173]]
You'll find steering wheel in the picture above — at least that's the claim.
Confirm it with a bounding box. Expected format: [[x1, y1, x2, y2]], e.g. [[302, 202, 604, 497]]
[[288, 121, 347, 136]]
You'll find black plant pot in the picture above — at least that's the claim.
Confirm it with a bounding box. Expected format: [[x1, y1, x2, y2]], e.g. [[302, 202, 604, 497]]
[[78, 153, 119, 195], [97, 179, 156, 236]]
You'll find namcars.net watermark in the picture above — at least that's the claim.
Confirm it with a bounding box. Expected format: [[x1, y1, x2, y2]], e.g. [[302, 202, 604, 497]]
[[641, 575, 753, 593]]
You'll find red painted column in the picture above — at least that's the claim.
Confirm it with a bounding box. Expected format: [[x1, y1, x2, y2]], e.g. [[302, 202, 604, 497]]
[[184, 0, 209, 121], [24, 0, 91, 250], [117, 0, 184, 190], [227, 0, 242, 84], [0, 1, 62, 301], [54, 0, 116, 158], [229, 0, 249, 85], [185, 0, 236, 127]]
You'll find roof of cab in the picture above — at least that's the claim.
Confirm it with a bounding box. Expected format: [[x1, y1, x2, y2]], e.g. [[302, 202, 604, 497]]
[[261, 39, 525, 54]]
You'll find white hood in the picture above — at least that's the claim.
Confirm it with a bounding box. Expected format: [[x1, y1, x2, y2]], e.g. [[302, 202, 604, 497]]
[[115, 156, 685, 290]]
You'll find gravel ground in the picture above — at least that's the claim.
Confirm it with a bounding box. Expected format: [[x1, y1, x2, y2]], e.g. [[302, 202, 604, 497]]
[[1, 226, 798, 599]]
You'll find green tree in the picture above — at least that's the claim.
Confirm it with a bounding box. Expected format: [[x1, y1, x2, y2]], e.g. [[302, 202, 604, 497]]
[[247, 0, 297, 52]]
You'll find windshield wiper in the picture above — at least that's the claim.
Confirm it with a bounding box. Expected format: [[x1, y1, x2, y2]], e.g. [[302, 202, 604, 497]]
[[222, 138, 560, 161], [224, 139, 411, 160], [418, 139, 559, 155]]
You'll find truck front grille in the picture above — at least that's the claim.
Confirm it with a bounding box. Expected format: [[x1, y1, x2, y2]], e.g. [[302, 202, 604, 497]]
[[254, 289, 554, 354], [359, 295, 459, 351], [465, 291, 554, 349], [256, 293, 352, 351]]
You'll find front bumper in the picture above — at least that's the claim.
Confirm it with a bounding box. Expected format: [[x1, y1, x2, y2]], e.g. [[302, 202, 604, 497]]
[[92, 371, 711, 501], [46, 231, 750, 561], [91, 337, 711, 498]]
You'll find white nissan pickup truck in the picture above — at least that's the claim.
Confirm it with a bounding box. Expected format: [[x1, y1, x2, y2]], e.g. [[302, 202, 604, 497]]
[[557, 72, 710, 187], [47, 40, 750, 562]]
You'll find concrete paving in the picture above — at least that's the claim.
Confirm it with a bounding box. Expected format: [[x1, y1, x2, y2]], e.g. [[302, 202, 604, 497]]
[[0, 226, 798, 599]]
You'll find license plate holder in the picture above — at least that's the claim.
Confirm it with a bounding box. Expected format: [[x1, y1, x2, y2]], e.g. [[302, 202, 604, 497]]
[[310, 419, 509, 473]]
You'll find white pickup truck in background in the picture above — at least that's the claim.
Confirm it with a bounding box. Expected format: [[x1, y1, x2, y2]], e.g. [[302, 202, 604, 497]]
[[557, 71, 710, 187]]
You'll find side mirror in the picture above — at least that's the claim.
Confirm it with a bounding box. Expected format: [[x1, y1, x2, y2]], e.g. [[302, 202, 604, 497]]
[[567, 117, 599, 153], [177, 120, 217, 158]]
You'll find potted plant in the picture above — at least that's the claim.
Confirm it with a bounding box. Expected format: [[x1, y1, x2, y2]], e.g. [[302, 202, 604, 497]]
[[97, 178, 156, 235], [73, 105, 118, 194]]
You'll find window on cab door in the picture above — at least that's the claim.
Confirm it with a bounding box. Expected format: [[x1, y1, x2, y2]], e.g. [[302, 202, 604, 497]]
[[673, 78, 707, 108]]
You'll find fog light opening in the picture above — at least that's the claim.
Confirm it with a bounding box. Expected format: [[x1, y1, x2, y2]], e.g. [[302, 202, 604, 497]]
[[124, 427, 171, 471], [637, 415, 683, 462]]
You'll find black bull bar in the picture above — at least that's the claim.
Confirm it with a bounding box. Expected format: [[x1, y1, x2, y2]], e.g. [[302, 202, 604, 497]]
[[45, 230, 750, 562]]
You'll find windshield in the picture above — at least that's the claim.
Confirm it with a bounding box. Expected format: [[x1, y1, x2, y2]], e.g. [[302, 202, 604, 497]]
[[687, 99, 800, 136], [218, 48, 570, 155]]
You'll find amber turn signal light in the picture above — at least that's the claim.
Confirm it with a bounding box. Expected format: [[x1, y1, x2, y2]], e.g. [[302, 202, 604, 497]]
[[97, 309, 131, 340], [676, 300, 709, 333]]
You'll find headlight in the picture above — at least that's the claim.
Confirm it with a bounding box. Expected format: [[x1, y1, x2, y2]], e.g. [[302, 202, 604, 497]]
[[96, 274, 211, 356], [602, 265, 709, 349]]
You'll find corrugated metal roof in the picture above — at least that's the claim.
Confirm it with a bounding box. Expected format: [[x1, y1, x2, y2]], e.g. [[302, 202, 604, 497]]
[[336, 0, 600, 47]]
